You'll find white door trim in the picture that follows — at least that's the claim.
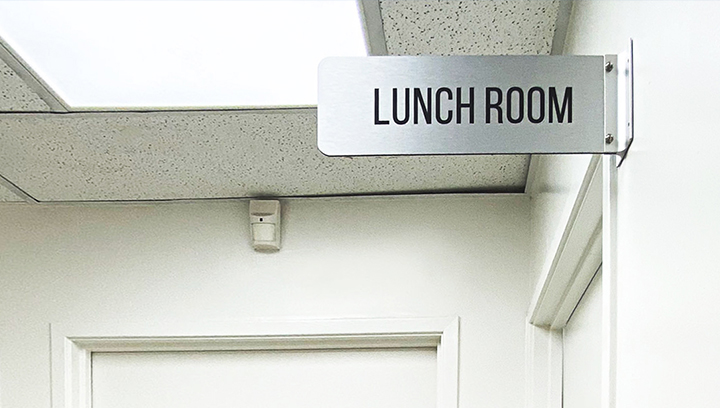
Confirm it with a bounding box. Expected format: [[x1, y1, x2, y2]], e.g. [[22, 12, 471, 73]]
[[51, 317, 459, 408], [525, 155, 604, 408], [601, 155, 618, 408], [528, 155, 603, 329], [524, 324, 563, 408]]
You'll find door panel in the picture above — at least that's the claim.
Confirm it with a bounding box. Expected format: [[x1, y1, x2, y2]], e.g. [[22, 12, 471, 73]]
[[92, 348, 437, 408]]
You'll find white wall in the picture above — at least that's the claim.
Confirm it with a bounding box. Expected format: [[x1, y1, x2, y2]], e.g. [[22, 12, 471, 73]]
[[527, 155, 592, 288], [0, 195, 530, 408], [565, 2, 720, 407]]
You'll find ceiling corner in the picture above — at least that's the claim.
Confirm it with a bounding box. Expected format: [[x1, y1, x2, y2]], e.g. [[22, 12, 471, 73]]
[[0, 174, 35, 202], [0, 38, 68, 111], [550, 0, 573, 55], [0, 50, 51, 112], [358, 0, 388, 56]]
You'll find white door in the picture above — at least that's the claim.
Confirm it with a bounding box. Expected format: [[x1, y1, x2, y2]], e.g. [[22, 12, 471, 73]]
[[91, 347, 437, 408], [563, 267, 602, 408]]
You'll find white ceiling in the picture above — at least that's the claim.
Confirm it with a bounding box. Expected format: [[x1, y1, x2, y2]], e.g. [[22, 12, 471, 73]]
[[0, 0, 563, 202]]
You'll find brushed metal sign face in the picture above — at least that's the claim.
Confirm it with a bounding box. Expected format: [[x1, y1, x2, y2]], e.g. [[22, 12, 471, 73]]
[[317, 56, 607, 156]]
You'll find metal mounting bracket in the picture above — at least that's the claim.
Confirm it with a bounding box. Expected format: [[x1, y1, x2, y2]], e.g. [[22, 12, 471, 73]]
[[616, 39, 634, 167], [603, 39, 634, 166]]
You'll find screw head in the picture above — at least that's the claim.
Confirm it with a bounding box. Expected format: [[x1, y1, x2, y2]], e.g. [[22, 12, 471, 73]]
[[605, 61, 614, 72], [605, 134, 614, 144]]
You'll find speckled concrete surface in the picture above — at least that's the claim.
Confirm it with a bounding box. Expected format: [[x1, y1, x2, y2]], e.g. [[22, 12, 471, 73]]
[[0, 110, 526, 201], [380, 0, 559, 55], [0, 55, 46, 200], [0, 183, 22, 201], [0, 57, 50, 111]]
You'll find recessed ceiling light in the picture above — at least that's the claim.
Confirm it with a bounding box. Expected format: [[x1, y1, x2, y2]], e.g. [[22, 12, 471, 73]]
[[0, 1, 367, 108]]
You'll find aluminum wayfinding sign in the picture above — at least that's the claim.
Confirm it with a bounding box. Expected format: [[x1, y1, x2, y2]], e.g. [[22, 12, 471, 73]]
[[317, 56, 610, 156]]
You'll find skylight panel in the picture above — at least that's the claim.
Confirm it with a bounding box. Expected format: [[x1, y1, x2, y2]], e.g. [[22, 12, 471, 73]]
[[0, 1, 367, 108]]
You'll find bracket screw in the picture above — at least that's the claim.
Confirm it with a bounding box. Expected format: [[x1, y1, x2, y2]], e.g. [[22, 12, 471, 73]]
[[605, 134, 614, 144], [605, 62, 614, 72]]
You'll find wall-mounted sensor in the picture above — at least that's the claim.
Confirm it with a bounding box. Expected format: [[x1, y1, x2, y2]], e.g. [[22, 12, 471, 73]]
[[249, 200, 281, 251]]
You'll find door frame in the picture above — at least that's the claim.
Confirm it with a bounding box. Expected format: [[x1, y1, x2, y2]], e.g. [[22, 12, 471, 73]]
[[51, 316, 459, 408], [525, 155, 617, 408]]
